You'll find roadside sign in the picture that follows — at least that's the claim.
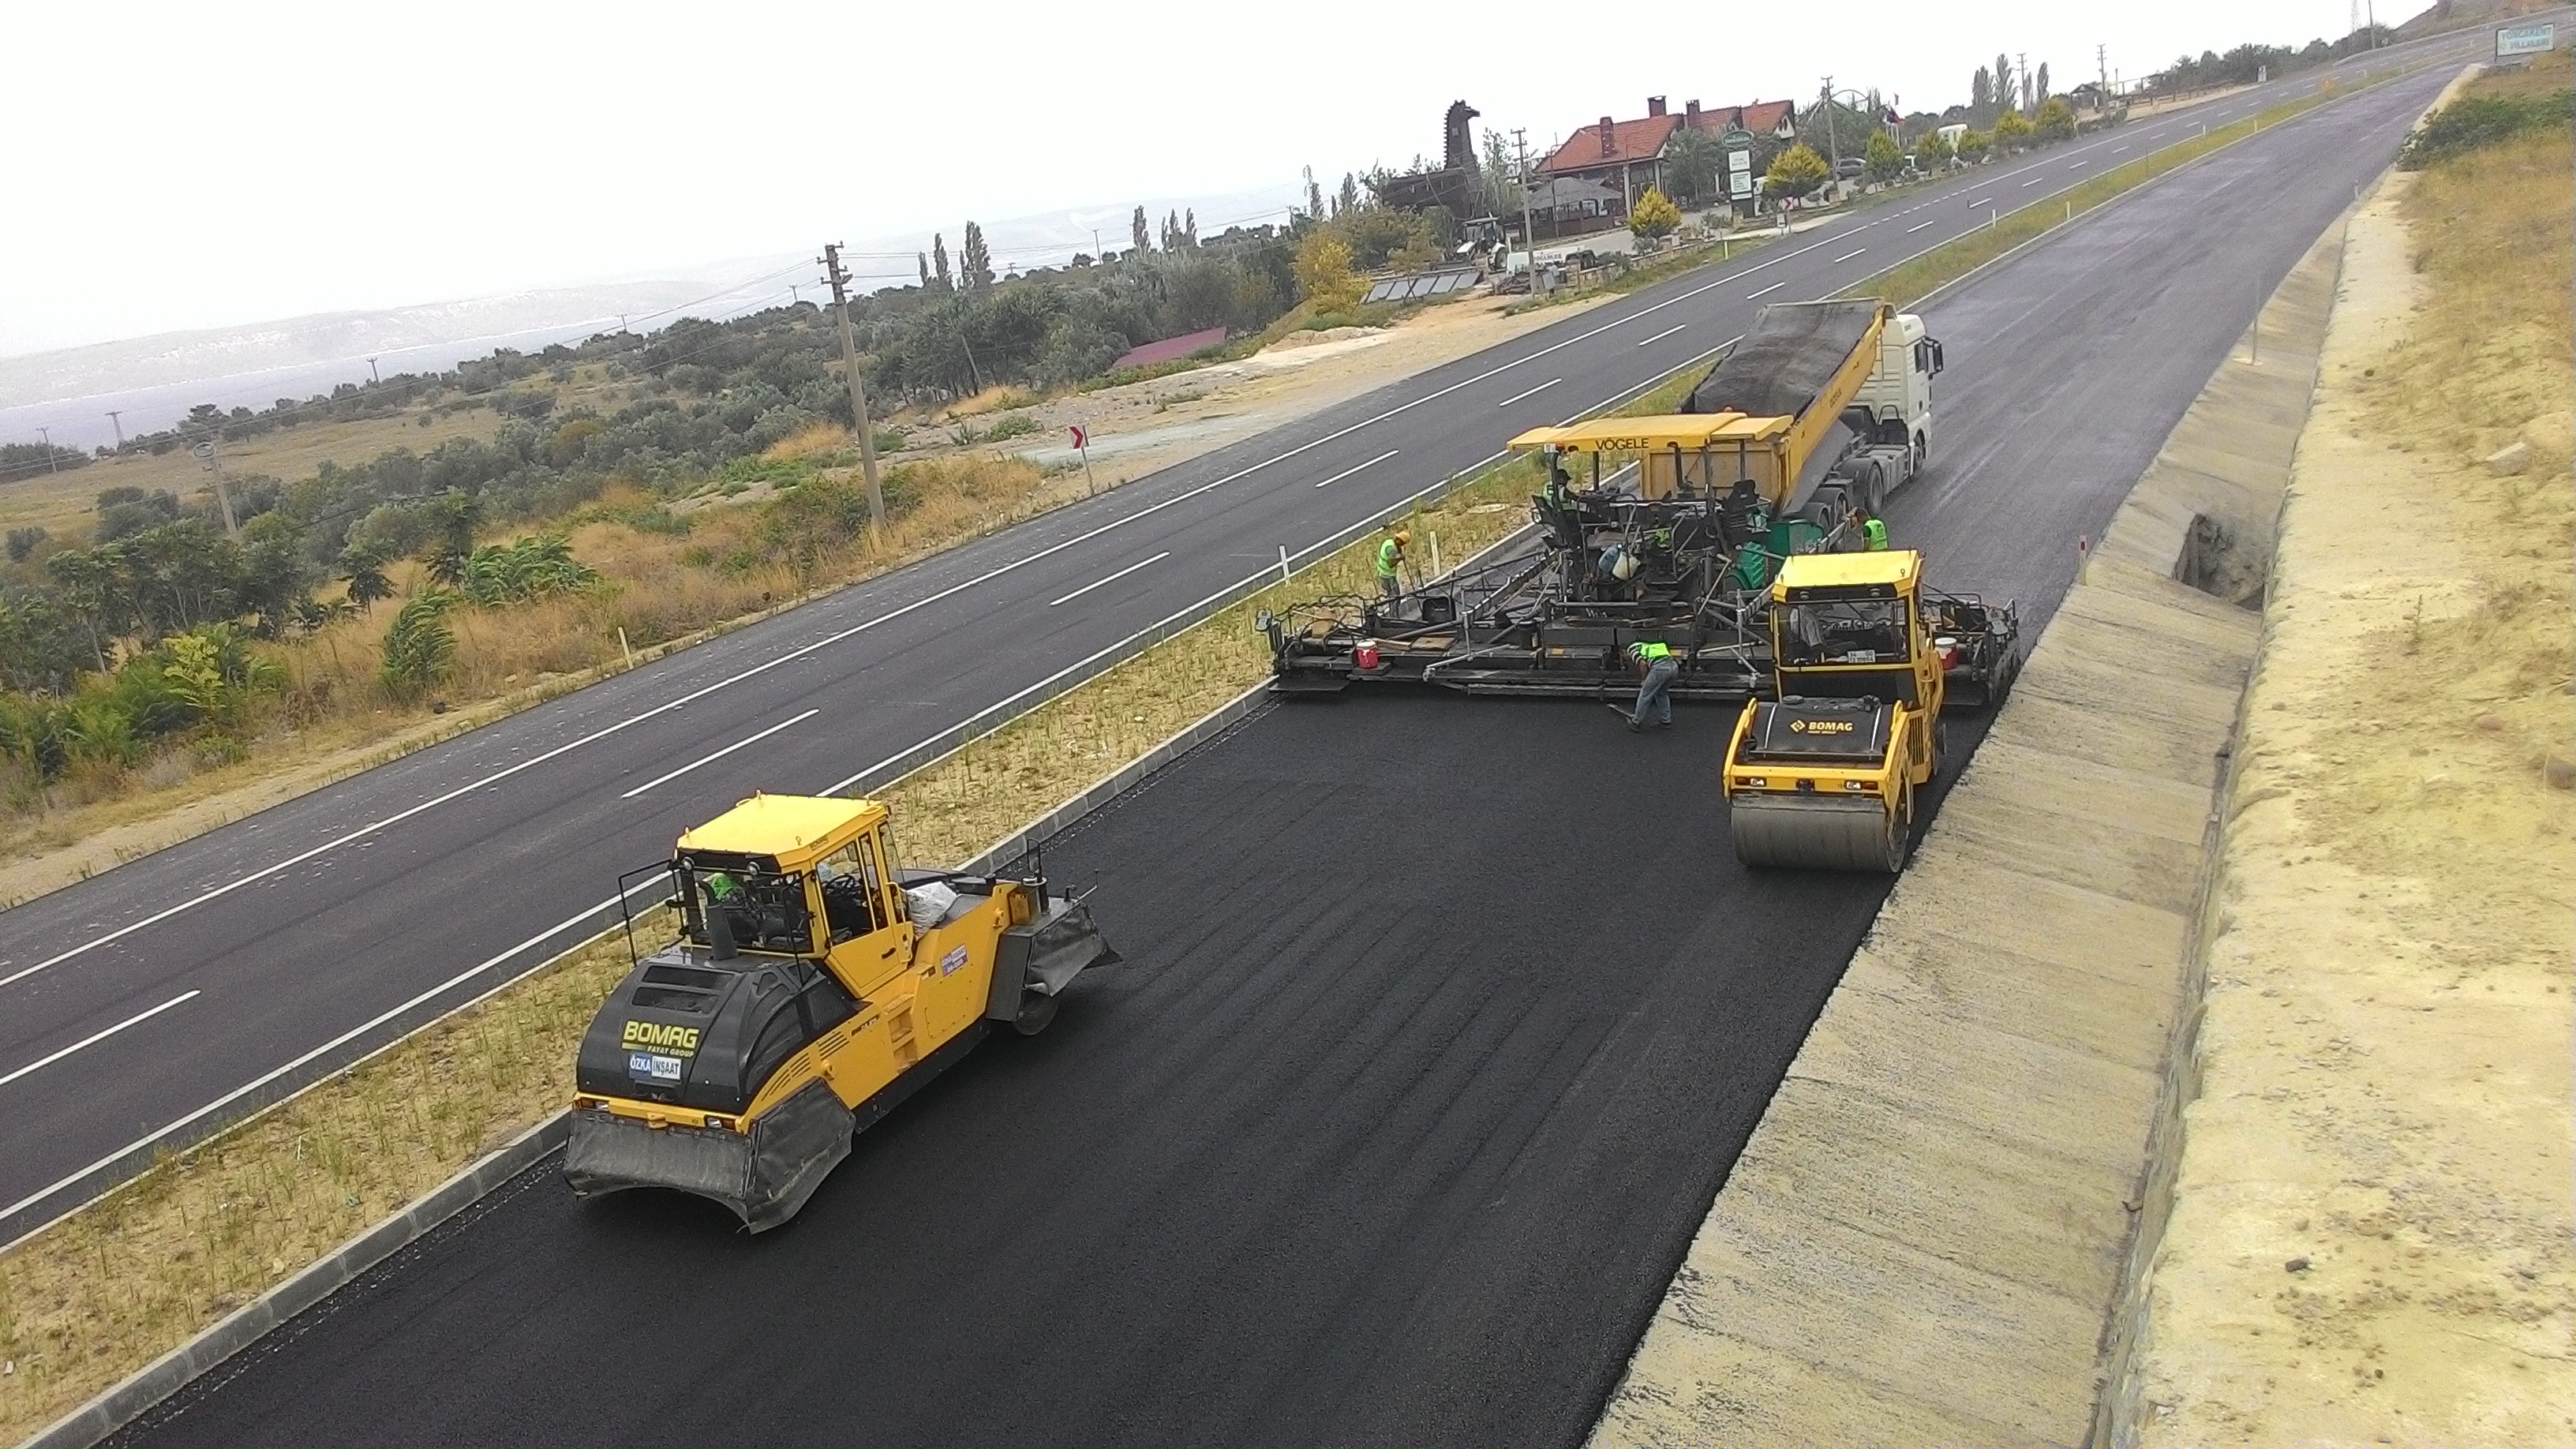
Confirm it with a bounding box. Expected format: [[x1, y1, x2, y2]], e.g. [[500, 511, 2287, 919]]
[[1727, 145, 1754, 200], [2496, 21, 2555, 55]]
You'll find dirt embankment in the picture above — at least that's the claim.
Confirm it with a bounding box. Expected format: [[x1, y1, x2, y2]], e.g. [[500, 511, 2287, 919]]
[[2116, 66, 2574, 1443]]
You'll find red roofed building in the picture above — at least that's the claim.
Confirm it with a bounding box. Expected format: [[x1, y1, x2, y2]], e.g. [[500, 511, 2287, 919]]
[[1679, 97, 1799, 142], [1537, 98, 1682, 220], [1537, 96, 1799, 223]]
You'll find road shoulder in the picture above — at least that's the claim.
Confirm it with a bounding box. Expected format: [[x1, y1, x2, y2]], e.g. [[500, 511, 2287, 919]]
[[1588, 185, 2347, 1449], [2106, 125, 2575, 1445]]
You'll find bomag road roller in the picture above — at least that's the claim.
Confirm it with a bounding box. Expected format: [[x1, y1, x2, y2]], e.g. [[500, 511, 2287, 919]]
[[564, 792, 1116, 1230], [1721, 549, 1949, 873]]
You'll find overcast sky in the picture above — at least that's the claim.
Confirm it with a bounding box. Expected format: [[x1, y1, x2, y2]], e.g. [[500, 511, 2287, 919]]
[[6, 0, 2378, 357]]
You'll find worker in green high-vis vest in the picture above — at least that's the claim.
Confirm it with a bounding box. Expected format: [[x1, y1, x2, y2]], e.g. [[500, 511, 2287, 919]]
[[1375, 527, 1410, 604], [1856, 506, 1890, 550], [1627, 639, 1678, 732]]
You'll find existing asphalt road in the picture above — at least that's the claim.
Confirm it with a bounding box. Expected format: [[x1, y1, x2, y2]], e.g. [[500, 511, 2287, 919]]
[[0, 35, 2491, 1247], [118, 54, 2466, 1447]]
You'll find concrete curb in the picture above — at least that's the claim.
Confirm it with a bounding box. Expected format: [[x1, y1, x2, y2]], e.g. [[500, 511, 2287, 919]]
[[22, 1113, 568, 1449], [1587, 147, 2367, 1449]]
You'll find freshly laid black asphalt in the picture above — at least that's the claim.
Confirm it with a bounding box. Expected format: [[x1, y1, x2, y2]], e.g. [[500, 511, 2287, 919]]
[[0, 31, 2491, 1244], [120, 55, 2469, 1447]]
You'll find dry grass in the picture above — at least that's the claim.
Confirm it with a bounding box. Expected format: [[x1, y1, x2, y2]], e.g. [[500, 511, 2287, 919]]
[[0, 331, 1723, 1443], [0, 912, 657, 1443], [0, 451, 1539, 1444], [2384, 50, 2574, 470], [2359, 50, 2576, 801], [0, 451, 1061, 867], [0, 405, 511, 541]]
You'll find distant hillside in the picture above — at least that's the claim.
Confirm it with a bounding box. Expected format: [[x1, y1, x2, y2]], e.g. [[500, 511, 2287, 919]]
[[2398, 0, 2558, 36], [0, 279, 731, 405]]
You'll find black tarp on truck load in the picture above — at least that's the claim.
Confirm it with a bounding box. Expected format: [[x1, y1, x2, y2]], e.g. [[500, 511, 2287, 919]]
[[1682, 300, 1881, 423]]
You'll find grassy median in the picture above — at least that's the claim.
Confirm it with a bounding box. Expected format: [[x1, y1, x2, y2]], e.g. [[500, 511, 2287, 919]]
[[0, 66, 2467, 1428], [0, 448, 1559, 1445]]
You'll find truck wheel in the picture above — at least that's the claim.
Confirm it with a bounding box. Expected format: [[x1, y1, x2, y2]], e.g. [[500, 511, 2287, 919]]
[[1930, 718, 1949, 781], [1856, 461, 1887, 515], [1912, 432, 1927, 474], [1010, 991, 1060, 1037]]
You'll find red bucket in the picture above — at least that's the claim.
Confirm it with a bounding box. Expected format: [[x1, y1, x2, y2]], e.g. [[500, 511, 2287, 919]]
[[1354, 638, 1381, 671]]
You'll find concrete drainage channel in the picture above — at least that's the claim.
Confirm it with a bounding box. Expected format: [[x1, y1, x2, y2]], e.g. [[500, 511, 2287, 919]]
[[1586, 199, 2352, 1443], [26, 159, 2403, 1449]]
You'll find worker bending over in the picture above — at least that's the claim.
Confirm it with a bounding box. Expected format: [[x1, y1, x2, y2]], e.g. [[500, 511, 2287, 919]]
[[1375, 528, 1410, 604], [1628, 638, 1677, 732], [1855, 506, 1889, 550]]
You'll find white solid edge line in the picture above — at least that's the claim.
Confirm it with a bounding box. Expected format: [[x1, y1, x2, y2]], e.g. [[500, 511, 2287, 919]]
[[0, 991, 200, 1090], [1747, 281, 1786, 299], [1495, 378, 1561, 408], [814, 346, 1728, 801], [9, 338, 1747, 1226], [618, 709, 820, 799], [1634, 323, 1687, 346], [5, 58, 2357, 993], [0, 882, 657, 1226], [1832, 248, 1867, 263], [0, 48, 2476, 1211], [1309, 450, 1400, 489], [1047, 552, 1170, 606], [0, 221, 1858, 994]]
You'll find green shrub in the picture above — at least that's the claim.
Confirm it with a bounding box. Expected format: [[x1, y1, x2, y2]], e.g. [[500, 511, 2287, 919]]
[[380, 592, 458, 700], [2401, 90, 2574, 167]]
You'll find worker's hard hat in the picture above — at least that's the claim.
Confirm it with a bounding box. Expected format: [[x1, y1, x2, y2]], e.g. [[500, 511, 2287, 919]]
[[1393, 529, 1412, 545]]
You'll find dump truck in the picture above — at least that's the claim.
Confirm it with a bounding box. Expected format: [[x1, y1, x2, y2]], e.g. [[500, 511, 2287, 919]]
[[565, 793, 1117, 1230], [1721, 549, 1949, 872], [1264, 298, 2016, 706]]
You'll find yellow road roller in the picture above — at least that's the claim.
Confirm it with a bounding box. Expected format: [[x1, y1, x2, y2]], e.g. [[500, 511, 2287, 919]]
[[565, 793, 1116, 1230], [1721, 549, 1947, 872]]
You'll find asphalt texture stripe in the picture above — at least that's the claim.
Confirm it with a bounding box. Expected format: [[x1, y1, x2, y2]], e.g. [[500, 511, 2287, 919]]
[[114, 55, 2474, 1448]]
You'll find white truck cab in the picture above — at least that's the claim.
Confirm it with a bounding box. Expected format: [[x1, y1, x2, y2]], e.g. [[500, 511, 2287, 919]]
[[1853, 312, 1942, 470]]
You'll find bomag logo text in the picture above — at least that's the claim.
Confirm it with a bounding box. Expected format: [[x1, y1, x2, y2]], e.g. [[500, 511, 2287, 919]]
[[1788, 717, 1855, 735], [623, 1020, 701, 1055]]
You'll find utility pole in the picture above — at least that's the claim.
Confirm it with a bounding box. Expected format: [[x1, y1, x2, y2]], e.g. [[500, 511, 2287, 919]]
[[1820, 75, 1839, 169], [821, 242, 887, 537], [2099, 43, 2109, 94], [105, 410, 124, 450], [36, 427, 57, 473], [2020, 53, 2031, 113], [365, 357, 380, 384], [192, 430, 240, 536], [1513, 128, 1537, 274]]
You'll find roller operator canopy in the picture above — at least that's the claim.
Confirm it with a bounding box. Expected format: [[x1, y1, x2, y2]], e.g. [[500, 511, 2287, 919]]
[[676, 793, 887, 870], [1508, 412, 1793, 455], [1773, 549, 1923, 599]]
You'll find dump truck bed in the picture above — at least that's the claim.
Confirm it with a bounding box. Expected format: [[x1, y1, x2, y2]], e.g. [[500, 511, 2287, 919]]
[[1683, 299, 1884, 421]]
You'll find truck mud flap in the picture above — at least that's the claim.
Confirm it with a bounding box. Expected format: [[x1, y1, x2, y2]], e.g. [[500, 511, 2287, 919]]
[[985, 897, 1119, 1022], [565, 1079, 852, 1233]]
